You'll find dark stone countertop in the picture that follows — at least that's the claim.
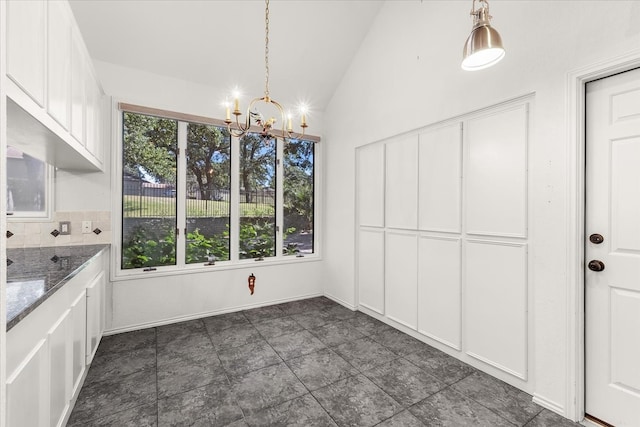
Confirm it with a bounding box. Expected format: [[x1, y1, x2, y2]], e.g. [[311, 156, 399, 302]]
[[6, 244, 109, 331]]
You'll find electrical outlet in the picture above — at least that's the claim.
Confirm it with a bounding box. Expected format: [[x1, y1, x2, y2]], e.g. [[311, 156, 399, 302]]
[[59, 221, 71, 235], [82, 221, 92, 234]]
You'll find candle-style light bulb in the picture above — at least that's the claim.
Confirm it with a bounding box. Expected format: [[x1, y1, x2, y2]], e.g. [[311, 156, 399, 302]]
[[287, 112, 293, 132], [299, 104, 308, 127], [232, 89, 241, 114]]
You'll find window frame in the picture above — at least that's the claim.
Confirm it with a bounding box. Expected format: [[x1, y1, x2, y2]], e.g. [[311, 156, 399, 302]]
[[6, 146, 54, 222], [112, 102, 322, 280]]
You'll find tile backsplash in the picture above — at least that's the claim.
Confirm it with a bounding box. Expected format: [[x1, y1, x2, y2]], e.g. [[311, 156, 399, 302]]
[[6, 211, 111, 248]]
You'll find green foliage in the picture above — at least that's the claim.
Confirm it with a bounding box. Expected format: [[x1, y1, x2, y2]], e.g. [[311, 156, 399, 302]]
[[239, 219, 276, 259], [123, 221, 287, 268], [122, 225, 176, 269], [284, 140, 314, 230], [186, 124, 231, 200], [123, 112, 177, 184], [185, 228, 229, 264], [240, 134, 275, 202]]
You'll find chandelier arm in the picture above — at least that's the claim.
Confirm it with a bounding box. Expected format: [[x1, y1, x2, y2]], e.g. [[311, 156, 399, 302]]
[[268, 98, 288, 140]]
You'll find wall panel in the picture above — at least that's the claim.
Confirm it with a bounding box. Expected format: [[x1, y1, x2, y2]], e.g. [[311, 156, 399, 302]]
[[385, 136, 418, 229], [355, 97, 531, 393], [357, 229, 385, 314], [357, 144, 385, 227], [465, 240, 528, 379], [385, 231, 418, 328], [419, 124, 462, 233], [466, 105, 528, 238], [418, 236, 461, 349]]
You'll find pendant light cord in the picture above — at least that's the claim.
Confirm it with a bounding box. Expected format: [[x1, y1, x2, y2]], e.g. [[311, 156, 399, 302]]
[[264, 0, 270, 100]]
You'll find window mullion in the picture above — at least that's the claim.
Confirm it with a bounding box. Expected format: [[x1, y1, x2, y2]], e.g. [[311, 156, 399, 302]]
[[276, 139, 284, 258], [176, 121, 187, 267], [230, 135, 240, 262]]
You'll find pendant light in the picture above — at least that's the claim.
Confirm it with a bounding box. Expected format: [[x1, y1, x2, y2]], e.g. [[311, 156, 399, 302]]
[[462, 0, 505, 71]]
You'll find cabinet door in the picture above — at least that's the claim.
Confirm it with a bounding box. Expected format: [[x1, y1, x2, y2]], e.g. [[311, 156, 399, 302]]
[[386, 136, 419, 229], [70, 26, 86, 143], [85, 72, 101, 159], [47, 0, 71, 130], [358, 229, 385, 314], [7, 339, 49, 427], [71, 290, 87, 396], [48, 310, 72, 427], [6, 0, 46, 106], [86, 272, 106, 364], [385, 231, 418, 329]]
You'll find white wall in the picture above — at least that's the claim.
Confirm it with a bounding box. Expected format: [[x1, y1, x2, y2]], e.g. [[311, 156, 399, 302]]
[[323, 0, 640, 419], [93, 61, 326, 333]]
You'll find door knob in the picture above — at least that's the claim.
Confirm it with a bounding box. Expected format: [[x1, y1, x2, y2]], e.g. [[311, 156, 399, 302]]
[[588, 260, 605, 272], [589, 234, 604, 244]]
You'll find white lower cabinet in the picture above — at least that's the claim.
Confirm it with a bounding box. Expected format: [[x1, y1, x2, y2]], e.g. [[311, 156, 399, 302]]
[[71, 291, 87, 397], [48, 310, 72, 427], [86, 272, 105, 365], [6, 249, 107, 427], [6, 340, 49, 427]]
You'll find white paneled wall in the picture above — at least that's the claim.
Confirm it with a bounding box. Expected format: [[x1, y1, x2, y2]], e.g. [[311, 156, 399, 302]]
[[418, 124, 462, 233], [466, 105, 528, 238], [356, 97, 531, 391], [385, 231, 418, 329], [357, 229, 385, 314], [465, 240, 528, 380], [385, 135, 418, 230], [418, 236, 461, 350], [357, 143, 385, 227]]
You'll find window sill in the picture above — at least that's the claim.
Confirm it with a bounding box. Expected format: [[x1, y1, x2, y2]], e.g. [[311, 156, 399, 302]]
[[111, 253, 322, 282]]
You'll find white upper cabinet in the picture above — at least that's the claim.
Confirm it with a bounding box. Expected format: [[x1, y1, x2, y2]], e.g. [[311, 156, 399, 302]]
[[85, 70, 103, 161], [70, 25, 86, 145], [47, 0, 72, 130], [7, 0, 46, 106], [5, 0, 105, 171]]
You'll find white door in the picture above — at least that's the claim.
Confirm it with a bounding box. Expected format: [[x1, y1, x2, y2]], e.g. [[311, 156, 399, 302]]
[[586, 67, 640, 427]]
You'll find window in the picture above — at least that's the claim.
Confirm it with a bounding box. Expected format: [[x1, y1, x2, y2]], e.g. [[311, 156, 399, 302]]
[[283, 139, 314, 256], [121, 113, 177, 269], [119, 109, 318, 274], [6, 146, 52, 219], [239, 134, 276, 260], [186, 123, 231, 263]]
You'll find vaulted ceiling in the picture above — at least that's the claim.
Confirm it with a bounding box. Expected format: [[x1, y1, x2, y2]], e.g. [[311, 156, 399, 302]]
[[69, 0, 383, 112]]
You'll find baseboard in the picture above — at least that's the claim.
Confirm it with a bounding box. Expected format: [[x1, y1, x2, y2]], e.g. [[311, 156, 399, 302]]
[[323, 293, 356, 310], [532, 393, 567, 418], [104, 292, 324, 335]]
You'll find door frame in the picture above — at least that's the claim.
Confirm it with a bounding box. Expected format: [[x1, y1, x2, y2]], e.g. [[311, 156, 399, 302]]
[[567, 48, 640, 422]]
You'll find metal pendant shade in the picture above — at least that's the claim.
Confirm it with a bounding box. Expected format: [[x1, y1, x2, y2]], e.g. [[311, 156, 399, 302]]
[[462, 0, 505, 71]]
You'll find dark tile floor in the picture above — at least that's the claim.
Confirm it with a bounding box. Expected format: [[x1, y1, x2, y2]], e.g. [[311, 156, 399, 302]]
[[68, 297, 581, 426]]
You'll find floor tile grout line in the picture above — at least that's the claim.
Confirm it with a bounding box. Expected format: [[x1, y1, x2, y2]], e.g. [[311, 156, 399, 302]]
[[280, 348, 347, 427], [444, 383, 525, 427]]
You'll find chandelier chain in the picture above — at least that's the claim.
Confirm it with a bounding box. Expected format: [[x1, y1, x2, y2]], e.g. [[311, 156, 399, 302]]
[[264, 0, 270, 99], [224, 0, 307, 140]]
